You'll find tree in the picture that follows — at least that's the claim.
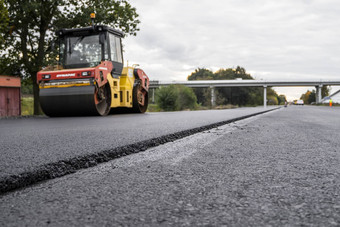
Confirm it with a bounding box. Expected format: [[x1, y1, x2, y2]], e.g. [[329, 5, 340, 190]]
[[300, 86, 329, 104], [214, 66, 253, 80], [308, 90, 316, 104], [322, 86, 330, 98], [188, 68, 214, 105], [267, 95, 278, 105], [187, 68, 214, 81], [0, 0, 9, 47], [266, 88, 280, 105], [300, 90, 312, 104], [188, 66, 272, 107], [278, 94, 287, 105], [1, 0, 140, 114]]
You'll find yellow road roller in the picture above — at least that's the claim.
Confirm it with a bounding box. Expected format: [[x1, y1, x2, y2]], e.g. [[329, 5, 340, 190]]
[[37, 15, 149, 116]]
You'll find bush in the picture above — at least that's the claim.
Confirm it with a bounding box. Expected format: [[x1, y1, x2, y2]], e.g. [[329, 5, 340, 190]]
[[156, 85, 179, 111], [21, 79, 33, 95], [155, 85, 198, 111], [267, 95, 278, 105], [177, 85, 198, 110]]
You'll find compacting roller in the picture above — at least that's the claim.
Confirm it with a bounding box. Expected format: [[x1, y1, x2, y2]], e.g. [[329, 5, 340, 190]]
[[37, 15, 149, 116]]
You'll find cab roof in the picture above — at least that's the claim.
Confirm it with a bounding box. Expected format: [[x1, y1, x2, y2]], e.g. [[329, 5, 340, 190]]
[[56, 25, 124, 38]]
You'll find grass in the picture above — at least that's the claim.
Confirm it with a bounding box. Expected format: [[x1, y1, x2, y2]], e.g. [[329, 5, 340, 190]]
[[213, 104, 238, 109], [21, 96, 34, 116], [147, 103, 162, 112], [146, 103, 238, 112]]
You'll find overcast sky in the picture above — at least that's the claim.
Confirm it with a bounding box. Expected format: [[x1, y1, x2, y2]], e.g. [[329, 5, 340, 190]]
[[123, 0, 340, 100]]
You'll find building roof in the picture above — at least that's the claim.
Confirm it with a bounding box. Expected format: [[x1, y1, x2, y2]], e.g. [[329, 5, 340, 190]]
[[0, 75, 21, 88]]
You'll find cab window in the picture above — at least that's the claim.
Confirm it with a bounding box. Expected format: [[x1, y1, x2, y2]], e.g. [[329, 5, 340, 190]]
[[109, 33, 123, 63]]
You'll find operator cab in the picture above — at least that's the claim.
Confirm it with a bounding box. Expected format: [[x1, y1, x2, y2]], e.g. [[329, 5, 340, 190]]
[[56, 25, 124, 77]]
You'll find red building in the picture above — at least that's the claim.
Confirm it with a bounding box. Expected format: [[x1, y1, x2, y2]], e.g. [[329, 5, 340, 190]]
[[0, 75, 21, 117]]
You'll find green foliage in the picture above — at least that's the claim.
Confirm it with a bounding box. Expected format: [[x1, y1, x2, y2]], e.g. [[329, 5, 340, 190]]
[[188, 66, 253, 81], [267, 95, 278, 105], [214, 66, 253, 80], [247, 90, 263, 106], [300, 90, 312, 104], [277, 95, 287, 105], [155, 85, 198, 111], [308, 90, 316, 104], [147, 103, 161, 112], [176, 85, 198, 110], [322, 86, 330, 98], [1, 0, 140, 114], [21, 96, 34, 116], [0, 0, 9, 47], [300, 87, 328, 104], [188, 66, 281, 107], [188, 68, 214, 80], [188, 68, 214, 105], [156, 85, 179, 111], [55, 0, 140, 35], [21, 78, 33, 95]]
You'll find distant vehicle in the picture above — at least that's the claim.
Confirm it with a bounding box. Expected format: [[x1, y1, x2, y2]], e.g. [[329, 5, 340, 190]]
[[296, 100, 304, 105]]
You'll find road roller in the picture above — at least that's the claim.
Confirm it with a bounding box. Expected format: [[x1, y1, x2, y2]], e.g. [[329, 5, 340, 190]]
[[37, 16, 149, 116]]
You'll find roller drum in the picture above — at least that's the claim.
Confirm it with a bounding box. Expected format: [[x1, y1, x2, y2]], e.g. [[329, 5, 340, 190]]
[[40, 86, 99, 116]]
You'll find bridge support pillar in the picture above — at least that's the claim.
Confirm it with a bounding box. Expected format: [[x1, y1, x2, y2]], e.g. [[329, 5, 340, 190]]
[[152, 88, 155, 104], [263, 85, 267, 108], [210, 86, 216, 107], [316, 85, 322, 104]]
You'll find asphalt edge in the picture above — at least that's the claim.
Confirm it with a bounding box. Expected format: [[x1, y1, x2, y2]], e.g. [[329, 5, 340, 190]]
[[0, 107, 280, 195]]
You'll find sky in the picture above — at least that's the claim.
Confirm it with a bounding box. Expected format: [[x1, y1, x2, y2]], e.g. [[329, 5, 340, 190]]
[[123, 0, 340, 101]]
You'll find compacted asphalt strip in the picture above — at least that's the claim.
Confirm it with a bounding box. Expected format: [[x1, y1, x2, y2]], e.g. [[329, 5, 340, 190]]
[[0, 106, 339, 226], [0, 107, 277, 193]]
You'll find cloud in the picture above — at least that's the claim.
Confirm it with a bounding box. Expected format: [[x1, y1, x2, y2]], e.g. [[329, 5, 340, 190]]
[[124, 0, 340, 98]]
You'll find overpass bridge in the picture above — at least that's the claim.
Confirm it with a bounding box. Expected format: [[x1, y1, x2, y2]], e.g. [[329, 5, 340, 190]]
[[149, 80, 340, 107]]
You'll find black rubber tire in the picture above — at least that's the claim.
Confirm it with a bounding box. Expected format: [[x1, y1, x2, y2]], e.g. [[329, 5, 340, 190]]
[[132, 83, 148, 113], [95, 83, 111, 116]]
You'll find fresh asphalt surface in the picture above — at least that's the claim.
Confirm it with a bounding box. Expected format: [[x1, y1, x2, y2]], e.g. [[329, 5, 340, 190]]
[[1, 106, 339, 226], [0, 107, 274, 179]]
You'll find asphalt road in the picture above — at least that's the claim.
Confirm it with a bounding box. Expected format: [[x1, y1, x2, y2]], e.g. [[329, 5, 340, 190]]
[[0, 106, 339, 226], [0, 107, 274, 180]]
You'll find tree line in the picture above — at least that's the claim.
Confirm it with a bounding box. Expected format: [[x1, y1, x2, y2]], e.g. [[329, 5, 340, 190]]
[[299, 87, 329, 104], [154, 66, 287, 111]]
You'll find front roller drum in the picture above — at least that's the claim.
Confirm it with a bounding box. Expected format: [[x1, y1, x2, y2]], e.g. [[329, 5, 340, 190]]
[[39, 85, 111, 117]]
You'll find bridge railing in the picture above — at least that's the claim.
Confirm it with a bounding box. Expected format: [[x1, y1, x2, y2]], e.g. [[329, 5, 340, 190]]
[[149, 79, 340, 107]]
